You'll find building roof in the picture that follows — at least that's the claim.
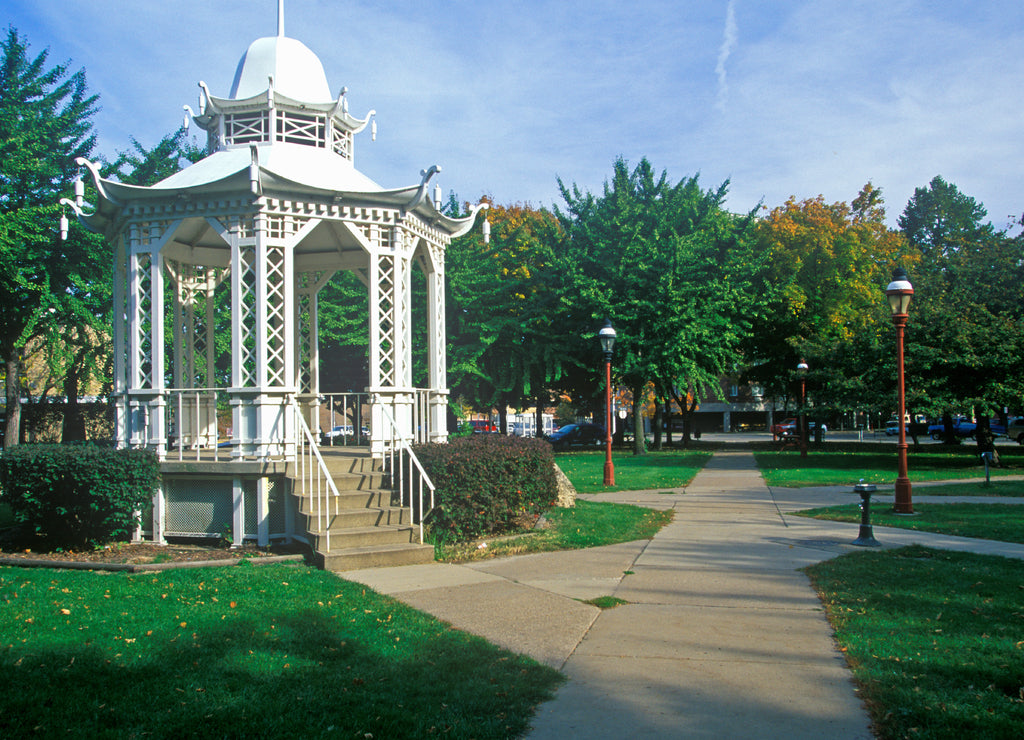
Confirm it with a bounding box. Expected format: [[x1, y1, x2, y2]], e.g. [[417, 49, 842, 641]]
[[229, 35, 333, 102]]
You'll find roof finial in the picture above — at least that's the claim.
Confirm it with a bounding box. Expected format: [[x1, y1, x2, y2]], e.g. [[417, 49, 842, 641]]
[[277, 0, 285, 37]]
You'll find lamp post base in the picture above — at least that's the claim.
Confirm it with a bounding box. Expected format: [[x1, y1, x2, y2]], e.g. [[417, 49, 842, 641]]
[[893, 476, 913, 514]]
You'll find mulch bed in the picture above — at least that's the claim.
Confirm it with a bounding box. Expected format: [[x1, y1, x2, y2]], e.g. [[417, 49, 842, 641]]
[[0, 531, 311, 571]]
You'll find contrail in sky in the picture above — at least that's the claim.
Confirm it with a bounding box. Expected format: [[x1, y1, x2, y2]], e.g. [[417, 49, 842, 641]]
[[716, 0, 738, 112]]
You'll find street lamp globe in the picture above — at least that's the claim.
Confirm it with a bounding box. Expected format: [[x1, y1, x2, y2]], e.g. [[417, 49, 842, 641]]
[[599, 320, 617, 358], [886, 267, 914, 316]]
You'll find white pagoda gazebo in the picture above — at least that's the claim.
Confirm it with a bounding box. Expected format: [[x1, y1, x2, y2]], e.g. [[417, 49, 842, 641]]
[[65, 5, 486, 560]]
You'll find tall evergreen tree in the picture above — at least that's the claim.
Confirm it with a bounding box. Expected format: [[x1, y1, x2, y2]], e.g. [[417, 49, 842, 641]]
[[0, 28, 98, 445]]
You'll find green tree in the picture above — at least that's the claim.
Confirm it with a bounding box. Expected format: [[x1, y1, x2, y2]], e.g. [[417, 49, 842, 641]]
[[102, 127, 205, 186], [0, 28, 98, 445], [899, 176, 1024, 447], [556, 157, 768, 453], [446, 200, 566, 431]]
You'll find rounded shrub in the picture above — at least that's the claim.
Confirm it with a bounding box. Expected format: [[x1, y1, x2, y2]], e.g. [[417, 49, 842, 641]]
[[0, 444, 159, 550], [413, 435, 557, 543]]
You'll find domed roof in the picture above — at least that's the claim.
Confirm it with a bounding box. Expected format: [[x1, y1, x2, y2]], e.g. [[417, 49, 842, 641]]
[[229, 35, 333, 102]]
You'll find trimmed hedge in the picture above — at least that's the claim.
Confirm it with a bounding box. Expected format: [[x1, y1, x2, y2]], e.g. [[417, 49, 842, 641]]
[[413, 435, 558, 542], [0, 444, 159, 550]]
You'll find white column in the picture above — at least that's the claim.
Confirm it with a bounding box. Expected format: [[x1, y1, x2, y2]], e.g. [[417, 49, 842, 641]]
[[112, 238, 128, 448], [148, 246, 166, 452], [426, 241, 449, 443]]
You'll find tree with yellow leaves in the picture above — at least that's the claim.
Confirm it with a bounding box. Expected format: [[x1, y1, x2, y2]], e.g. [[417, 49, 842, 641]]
[[745, 183, 913, 424]]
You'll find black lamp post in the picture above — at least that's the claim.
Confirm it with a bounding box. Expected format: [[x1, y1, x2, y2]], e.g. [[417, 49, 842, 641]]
[[599, 320, 616, 486], [886, 268, 914, 514], [797, 359, 809, 458]]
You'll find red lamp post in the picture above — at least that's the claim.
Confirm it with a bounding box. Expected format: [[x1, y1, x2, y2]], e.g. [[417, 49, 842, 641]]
[[797, 359, 809, 458], [599, 321, 616, 486], [886, 268, 914, 514]]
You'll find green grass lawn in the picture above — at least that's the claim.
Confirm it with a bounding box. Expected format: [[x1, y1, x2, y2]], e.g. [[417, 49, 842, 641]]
[[916, 480, 1024, 497], [792, 502, 1024, 544], [805, 546, 1024, 739], [0, 562, 562, 739], [755, 444, 1024, 488], [436, 499, 673, 562], [555, 449, 712, 493]]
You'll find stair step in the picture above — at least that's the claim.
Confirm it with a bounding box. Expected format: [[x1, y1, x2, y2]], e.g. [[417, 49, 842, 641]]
[[317, 542, 435, 572], [309, 525, 420, 551], [300, 507, 409, 530], [295, 490, 398, 512], [289, 448, 431, 571], [292, 471, 387, 492]]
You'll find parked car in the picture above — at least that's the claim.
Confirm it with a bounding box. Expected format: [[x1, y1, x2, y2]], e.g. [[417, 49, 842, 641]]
[[929, 417, 966, 440], [953, 419, 1006, 439], [320, 424, 367, 444], [547, 423, 606, 451], [468, 419, 498, 434], [773, 418, 826, 438], [885, 420, 900, 436], [1008, 418, 1024, 444]]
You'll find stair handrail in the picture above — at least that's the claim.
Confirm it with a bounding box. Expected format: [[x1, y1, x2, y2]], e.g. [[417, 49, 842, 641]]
[[291, 398, 342, 552], [378, 403, 436, 543]]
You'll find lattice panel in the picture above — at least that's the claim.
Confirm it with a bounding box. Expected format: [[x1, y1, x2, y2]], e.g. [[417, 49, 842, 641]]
[[276, 110, 326, 147], [297, 289, 313, 393], [175, 264, 213, 387], [265, 245, 287, 386], [363, 224, 394, 251], [136, 220, 171, 246], [238, 245, 257, 386], [164, 478, 233, 535], [216, 215, 256, 239], [242, 479, 286, 539], [331, 127, 353, 160], [265, 214, 309, 240], [376, 253, 396, 387], [431, 267, 446, 380], [268, 478, 285, 535], [395, 245, 411, 386], [134, 253, 153, 387], [226, 111, 270, 144]]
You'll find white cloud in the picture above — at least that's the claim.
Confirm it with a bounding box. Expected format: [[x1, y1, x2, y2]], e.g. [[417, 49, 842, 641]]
[[6, 0, 1024, 228]]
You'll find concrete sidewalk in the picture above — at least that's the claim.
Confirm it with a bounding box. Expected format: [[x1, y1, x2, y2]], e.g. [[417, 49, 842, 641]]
[[340, 450, 1024, 738]]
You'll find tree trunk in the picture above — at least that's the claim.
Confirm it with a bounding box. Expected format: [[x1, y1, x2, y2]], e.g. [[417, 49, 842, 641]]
[[534, 395, 544, 437], [975, 410, 999, 465], [4, 353, 21, 447], [631, 382, 646, 456], [941, 411, 957, 445], [62, 360, 86, 442], [652, 403, 663, 450]]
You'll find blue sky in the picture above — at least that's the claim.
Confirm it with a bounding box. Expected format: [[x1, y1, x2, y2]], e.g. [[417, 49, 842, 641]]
[[8, 0, 1024, 230]]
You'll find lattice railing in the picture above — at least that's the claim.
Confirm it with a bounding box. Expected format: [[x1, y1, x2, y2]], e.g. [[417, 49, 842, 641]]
[[276, 110, 325, 146], [225, 111, 270, 144]]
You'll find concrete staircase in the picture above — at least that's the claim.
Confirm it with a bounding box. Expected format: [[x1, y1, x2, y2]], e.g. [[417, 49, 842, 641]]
[[290, 447, 435, 571]]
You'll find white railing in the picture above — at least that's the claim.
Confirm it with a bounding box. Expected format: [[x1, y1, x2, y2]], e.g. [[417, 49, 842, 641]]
[[118, 388, 228, 462], [319, 392, 370, 447], [379, 403, 436, 544], [292, 399, 342, 552]]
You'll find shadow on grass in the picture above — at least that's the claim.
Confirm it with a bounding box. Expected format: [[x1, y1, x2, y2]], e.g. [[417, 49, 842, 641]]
[[0, 564, 562, 739]]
